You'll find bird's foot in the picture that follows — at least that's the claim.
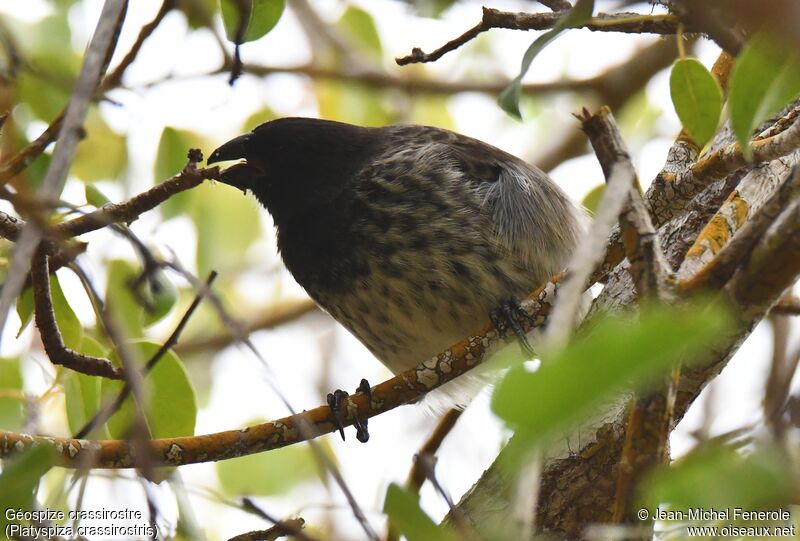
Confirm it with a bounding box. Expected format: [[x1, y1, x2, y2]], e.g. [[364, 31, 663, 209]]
[[326, 378, 372, 443], [326, 389, 349, 441], [490, 296, 535, 357]]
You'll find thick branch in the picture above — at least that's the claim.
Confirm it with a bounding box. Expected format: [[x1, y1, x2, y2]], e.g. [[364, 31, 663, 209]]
[[692, 112, 800, 181], [679, 167, 800, 291]]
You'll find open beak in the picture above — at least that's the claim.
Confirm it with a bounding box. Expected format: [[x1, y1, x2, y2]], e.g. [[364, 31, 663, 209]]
[[207, 133, 251, 164], [208, 134, 258, 194]]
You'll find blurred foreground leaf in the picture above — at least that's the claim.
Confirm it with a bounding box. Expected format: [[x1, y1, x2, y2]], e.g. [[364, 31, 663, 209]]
[[0, 358, 24, 431], [0, 446, 56, 532], [383, 483, 456, 541], [492, 302, 732, 448], [644, 444, 793, 511], [63, 336, 108, 437], [729, 32, 800, 158], [103, 341, 197, 439]]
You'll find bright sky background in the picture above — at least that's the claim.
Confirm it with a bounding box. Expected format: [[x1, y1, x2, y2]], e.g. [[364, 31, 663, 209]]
[[0, 1, 796, 539]]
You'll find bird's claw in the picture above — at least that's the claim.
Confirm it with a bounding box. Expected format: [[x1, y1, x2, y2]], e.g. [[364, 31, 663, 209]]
[[326, 379, 372, 443], [354, 378, 371, 443], [490, 296, 535, 357], [326, 389, 349, 441]]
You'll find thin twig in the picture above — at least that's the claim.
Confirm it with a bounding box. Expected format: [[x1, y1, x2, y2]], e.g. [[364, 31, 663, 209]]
[[0, 0, 128, 346], [544, 108, 637, 351], [176, 298, 317, 355], [772, 295, 800, 315], [405, 409, 463, 494], [59, 153, 217, 237], [100, 0, 175, 90], [74, 271, 218, 439], [30, 249, 123, 379], [396, 9, 685, 65]]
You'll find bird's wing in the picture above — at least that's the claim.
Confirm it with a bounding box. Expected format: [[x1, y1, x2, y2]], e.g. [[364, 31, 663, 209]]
[[443, 131, 583, 278]]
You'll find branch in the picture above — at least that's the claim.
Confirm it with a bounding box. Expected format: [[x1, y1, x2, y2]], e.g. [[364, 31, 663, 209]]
[[0, 0, 174, 185], [0, 0, 128, 346], [679, 167, 800, 291], [692, 111, 800, 181], [30, 249, 123, 379], [225, 60, 595, 97], [406, 409, 463, 494], [60, 152, 217, 237], [396, 8, 684, 66], [772, 296, 800, 315], [100, 0, 175, 91], [73, 271, 217, 439], [227, 518, 307, 541], [448, 100, 800, 537], [543, 108, 636, 350], [579, 108, 675, 532], [0, 275, 565, 468]]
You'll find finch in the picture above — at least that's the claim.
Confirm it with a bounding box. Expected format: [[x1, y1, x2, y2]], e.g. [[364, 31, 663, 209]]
[[208, 118, 584, 412]]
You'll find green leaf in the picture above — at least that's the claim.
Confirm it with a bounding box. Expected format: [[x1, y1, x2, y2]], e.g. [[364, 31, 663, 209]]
[[491, 302, 732, 445], [0, 446, 56, 533], [72, 110, 128, 183], [50, 273, 82, 349], [103, 341, 197, 439], [62, 336, 108, 437], [0, 358, 24, 431], [581, 184, 605, 216], [669, 58, 722, 148], [644, 444, 793, 511], [190, 183, 261, 276], [498, 0, 594, 119], [336, 6, 382, 58], [14, 14, 79, 121], [143, 269, 178, 326], [383, 484, 456, 541], [105, 259, 145, 339], [154, 127, 209, 219], [180, 0, 217, 28], [84, 184, 111, 207], [216, 435, 326, 496], [729, 32, 800, 158], [242, 107, 277, 131], [16, 287, 34, 338], [220, 0, 285, 44], [316, 81, 395, 127]]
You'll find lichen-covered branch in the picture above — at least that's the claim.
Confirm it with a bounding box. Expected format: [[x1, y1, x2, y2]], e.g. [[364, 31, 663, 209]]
[[0, 276, 563, 468]]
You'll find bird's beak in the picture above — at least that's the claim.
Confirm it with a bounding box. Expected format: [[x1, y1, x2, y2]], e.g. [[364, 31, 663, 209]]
[[208, 133, 251, 164], [208, 134, 257, 195]]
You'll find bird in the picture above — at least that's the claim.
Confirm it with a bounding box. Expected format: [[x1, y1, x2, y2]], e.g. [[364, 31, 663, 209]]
[[207, 117, 585, 434]]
